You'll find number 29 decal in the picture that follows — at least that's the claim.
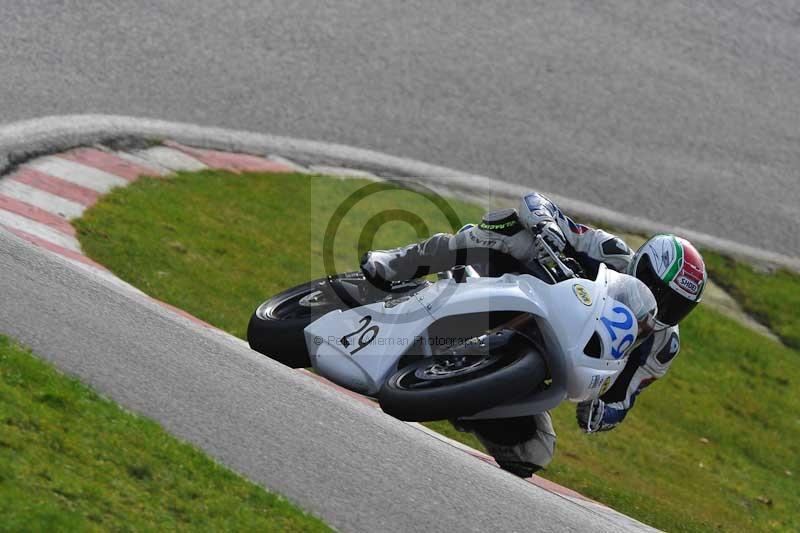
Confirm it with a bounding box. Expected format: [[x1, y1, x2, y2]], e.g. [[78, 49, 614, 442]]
[[600, 305, 635, 359], [340, 315, 380, 356]]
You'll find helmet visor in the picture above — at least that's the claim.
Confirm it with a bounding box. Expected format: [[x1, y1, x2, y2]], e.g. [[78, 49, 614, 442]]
[[654, 290, 699, 326], [634, 309, 657, 348]]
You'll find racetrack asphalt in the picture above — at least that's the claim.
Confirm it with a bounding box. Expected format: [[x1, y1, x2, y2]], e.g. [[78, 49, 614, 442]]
[[2, 1, 799, 256], [0, 229, 657, 532]]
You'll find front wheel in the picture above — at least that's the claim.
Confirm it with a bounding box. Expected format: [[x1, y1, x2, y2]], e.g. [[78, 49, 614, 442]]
[[378, 332, 547, 422]]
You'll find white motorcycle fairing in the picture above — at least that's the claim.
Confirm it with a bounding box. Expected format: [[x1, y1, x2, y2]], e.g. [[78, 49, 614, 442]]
[[304, 263, 641, 420]]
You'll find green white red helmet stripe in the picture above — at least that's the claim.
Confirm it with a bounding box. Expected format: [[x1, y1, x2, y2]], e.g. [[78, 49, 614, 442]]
[[669, 237, 706, 302], [662, 236, 683, 283]]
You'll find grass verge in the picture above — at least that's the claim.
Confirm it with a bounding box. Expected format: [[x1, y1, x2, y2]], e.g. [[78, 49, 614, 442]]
[[74, 170, 799, 532], [702, 251, 800, 350], [0, 334, 329, 531]]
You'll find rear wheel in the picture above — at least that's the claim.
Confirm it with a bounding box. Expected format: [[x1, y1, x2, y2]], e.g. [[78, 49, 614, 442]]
[[378, 331, 547, 422], [247, 279, 338, 368], [248, 273, 427, 367]]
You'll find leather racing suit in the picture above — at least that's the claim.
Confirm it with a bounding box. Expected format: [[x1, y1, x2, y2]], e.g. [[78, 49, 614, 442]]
[[361, 192, 682, 478]]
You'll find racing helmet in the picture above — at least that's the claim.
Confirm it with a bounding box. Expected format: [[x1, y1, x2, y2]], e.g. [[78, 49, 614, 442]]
[[628, 234, 706, 327]]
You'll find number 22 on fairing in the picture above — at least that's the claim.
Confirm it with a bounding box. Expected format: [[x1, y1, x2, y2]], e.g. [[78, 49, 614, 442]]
[[600, 305, 635, 359]]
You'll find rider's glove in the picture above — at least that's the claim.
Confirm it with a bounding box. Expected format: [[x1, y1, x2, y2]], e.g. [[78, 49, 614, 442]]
[[534, 220, 567, 253], [360, 251, 394, 290], [576, 399, 621, 433]]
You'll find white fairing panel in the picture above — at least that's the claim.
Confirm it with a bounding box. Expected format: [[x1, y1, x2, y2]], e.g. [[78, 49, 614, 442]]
[[304, 291, 433, 395], [303, 264, 647, 417], [554, 269, 644, 403]]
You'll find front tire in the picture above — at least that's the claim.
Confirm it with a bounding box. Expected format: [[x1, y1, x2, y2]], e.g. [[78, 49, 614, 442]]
[[378, 332, 547, 422]]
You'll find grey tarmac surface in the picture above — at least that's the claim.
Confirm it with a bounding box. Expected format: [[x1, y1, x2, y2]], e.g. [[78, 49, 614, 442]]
[[0, 229, 657, 532], [2, 1, 799, 256]]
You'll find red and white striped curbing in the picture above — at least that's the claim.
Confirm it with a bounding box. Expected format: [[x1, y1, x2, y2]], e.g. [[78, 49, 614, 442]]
[[0, 144, 290, 274], [0, 141, 602, 507]]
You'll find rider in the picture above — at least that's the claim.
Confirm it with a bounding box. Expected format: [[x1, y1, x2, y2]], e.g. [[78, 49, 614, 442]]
[[360, 192, 707, 478]]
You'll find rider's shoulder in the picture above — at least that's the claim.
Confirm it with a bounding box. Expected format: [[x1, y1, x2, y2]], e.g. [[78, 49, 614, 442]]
[[600, 234, 633, 257]]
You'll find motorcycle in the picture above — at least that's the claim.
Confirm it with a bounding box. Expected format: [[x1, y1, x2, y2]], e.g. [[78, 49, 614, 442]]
[[247, 237, 656, 422]]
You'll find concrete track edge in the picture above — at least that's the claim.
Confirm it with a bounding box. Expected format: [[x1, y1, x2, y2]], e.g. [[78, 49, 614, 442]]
[[1, 114, 797, 271], [1, 229, 652, 532]]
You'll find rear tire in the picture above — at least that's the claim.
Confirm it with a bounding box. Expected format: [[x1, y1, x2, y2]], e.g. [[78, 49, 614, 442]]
[[248, 273, 425, 368], [247, 279, 334, 368], [378, 334, 546, 422]]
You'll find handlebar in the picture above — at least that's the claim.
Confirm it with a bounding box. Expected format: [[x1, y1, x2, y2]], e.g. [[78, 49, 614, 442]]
[[534, 235, 575, 278]]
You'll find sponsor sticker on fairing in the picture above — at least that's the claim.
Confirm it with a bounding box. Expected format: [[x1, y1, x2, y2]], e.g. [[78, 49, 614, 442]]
[[573, 284, 592, 306], [589, 375, 613, 394]]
